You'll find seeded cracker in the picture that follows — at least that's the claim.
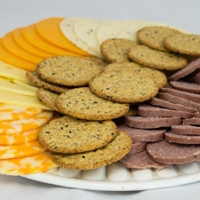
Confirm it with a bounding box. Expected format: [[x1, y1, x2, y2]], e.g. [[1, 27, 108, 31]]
[[137, 26, 181, 51], [56, 87, 129, 120], [36, 56, 102, 86], [38, 115, 117, 153], [128, 45, 187, 71], [52, 130, 132, 170], [101, 38, 137, 63]]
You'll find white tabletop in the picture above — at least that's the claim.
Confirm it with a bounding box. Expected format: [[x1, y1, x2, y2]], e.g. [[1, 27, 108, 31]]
[[1, 0, 200, 199]]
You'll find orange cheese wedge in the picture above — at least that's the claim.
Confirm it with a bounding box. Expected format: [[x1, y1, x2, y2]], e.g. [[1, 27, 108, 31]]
[[0, 129, 39, 145], [0, 111, 53, 134], [0, 141, 45, 159], [2, 32, 43, 64], [36, 18, 90, 56], [0, 39, 36, 70], [13, 27, 53, 58], [23, 24, 82, 57], [0, 152, 56, 175]]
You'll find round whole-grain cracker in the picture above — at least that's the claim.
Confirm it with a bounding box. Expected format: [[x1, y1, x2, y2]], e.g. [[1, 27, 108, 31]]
[[38, 115, 117, 153], [104, 62, 167, 89], [26, 71, 69, 93], [101, 38, 137, 63], [164, 34, 200, 56], [128, 45, 187, 70], [137, 26, 181, 51], [52, 130, 132, 170], [56, 87, 129, 120], [89, 70, 159, 103], [36, 88, 59, 112], [36, 56, 102, 86]]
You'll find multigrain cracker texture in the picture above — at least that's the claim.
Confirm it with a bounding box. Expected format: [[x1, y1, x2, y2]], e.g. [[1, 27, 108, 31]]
[[56, 87, 129, 120], [128, 45, 187, 70], [164, 34, 200, 56], [36, 88, 59, 112], [38, 115, 117, 153], [36, 56, 102, 86], [101, 38, 137, 63], [52, 130, 132, 170], [89, 70, 159, 103], [137, 26, 181, 51], [26, 71, 69, 93], [104, 62, 167, 89]]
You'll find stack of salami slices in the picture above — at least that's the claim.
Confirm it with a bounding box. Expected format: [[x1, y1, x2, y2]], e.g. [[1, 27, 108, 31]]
[[119, 58, 200, 168]]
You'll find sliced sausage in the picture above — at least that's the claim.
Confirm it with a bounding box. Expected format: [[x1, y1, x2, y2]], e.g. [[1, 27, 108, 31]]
[[158, 92, 200, 110], [183, 118, 200, 125], [168, 58, 200, 81], [118, 125, 165, 142], [171, 125, 200, 135], [193, 72, 200, 84], [147, 140, 200, 164], [138, 104, 193, 118], [170, 81, 200, 94], [128, 142, 146, 155], [149, 98, 196, 113], [125, 116, 181, 129], [195, 112, 200, 118], [161, 87, 200, 103], [120, 151, 167, 169]]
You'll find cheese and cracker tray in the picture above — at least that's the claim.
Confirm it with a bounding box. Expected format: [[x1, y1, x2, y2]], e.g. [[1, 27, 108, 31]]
[[1, 17, 200, 190]]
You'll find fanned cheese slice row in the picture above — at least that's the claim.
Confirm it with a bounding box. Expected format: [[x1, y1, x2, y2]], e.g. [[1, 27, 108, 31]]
[[0, 129, 39, 145], [0, 141, 45, 159], [0, 111, 53, 134], [0, 152, 56, 175], [0, 61, 29, 84], [0, 90, 52, 110]]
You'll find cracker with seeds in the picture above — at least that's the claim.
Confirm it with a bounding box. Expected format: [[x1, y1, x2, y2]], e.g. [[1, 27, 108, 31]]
[[36, 56, 102, 86], [52, 130, 132, 170], [89, 70, 159, 103], [38, 115, 117, 153], [84, 57, 109, 71], [27, 71, 69, 93], [128, 45, 187, 70], [104, 62, 167, 89], [36, 88, 59, 112], [164, 34, 200, 56], [137, 26, 181, 51], [56, 87, 129, 120]]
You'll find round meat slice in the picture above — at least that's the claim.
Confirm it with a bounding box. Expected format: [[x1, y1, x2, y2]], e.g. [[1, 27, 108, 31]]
[[183, 118, 200, 125], [138, 104, 193, 118], [147, 140, 200, 164], [125, 116, 181, 129], [168, 58, 200, 81], [118, 125, 165, 142], [128, 142, 147, 155], [193, 72, 200, 85], [170, 81, 200, 94], [161, 87, 200, 103], [120, 151, 167, 169], [149, 98, 196, 113], [165, 132, 200, 144], [195, 112, 200, 117], [171, 125, 200, 135]]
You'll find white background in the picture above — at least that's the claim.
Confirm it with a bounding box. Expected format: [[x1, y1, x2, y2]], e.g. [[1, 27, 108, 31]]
[[1, 0, 200, 199]]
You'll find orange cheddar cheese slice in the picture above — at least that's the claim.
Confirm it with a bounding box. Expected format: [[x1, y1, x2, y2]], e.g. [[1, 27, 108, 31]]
[[0, 129, 39, 145], [0, 39, 36, 70], [36, 18, 90, 56], [13, 27, 53, 58], [23, 24, 82, 57], [0, 111, 53, 134], [0, 141, 45, 159], [2, 32, 43, 64], [0, 152, 56, 175]]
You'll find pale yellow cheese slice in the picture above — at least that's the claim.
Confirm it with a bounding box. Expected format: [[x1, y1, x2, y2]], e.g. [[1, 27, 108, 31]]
[[0, 152, 56, 175], [0, 90, 52, 110], [0, 77, 37, 96], [12, 79, 37, 91], [0, 111, 53, 134], [0, 61, 29, 83]]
